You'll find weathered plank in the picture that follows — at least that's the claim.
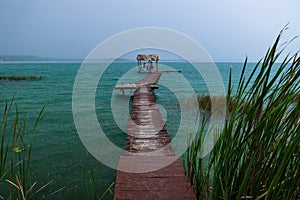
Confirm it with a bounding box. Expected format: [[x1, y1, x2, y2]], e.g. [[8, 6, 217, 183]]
[[114, 73, 195, 200]]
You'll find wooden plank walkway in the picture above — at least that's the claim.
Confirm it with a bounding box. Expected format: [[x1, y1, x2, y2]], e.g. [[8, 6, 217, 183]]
[[114, 73, 161, 95], [114, 72, 196, 200], [114, 83, 137, 89]]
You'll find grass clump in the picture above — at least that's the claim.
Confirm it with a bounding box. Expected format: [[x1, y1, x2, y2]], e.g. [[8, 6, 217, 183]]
[[197, 95, 240, 113], [0, 94, 46, 199], [0, 76, 43, 81], [185, 29, 300, 199], [84, 162, 114, 200]]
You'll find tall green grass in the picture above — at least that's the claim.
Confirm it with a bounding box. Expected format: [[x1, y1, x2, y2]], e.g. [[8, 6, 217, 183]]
[[83, 162, 114, 200], [185, 30, 300, 199], [0, 94, 46, 199]]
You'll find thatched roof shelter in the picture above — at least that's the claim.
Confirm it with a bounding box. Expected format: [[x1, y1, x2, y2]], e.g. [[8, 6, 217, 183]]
[[136, 54, 159, 73]]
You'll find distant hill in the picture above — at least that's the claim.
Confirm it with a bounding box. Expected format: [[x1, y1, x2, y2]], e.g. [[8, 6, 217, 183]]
[[0, 55, 133, 62], [0, 55, 82, 62], [88, 58, 133, 62]]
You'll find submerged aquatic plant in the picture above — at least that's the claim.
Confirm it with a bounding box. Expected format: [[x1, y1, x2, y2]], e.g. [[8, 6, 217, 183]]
[[185, 28, 300, 199], [0, 76, 43, 81]]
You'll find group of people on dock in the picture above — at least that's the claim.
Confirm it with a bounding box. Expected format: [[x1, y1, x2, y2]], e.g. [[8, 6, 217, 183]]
[[142, 61, 154, 72]]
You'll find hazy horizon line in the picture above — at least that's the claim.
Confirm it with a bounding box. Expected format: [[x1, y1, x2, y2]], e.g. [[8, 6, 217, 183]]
[[0, 54, 260, 63]]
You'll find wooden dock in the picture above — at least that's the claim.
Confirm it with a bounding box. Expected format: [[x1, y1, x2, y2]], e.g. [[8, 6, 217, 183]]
[[114, 73, 161, 95], [114, 72, 196, 200]]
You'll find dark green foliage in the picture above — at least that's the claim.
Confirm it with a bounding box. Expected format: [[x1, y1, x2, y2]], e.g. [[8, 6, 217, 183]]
[[185, 29, 300, 199], [0, 76, 43, 81]]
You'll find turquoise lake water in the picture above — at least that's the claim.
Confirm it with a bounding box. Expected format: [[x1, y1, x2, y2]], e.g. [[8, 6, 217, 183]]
[[0, 61, 260, 199]]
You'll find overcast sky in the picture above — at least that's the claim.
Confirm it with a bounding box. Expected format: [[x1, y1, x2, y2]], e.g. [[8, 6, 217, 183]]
[[0, 0, 299, 61]]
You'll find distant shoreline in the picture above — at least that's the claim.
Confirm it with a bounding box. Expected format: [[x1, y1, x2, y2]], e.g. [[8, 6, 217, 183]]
[[0, 55, 82, 62], [0, 60, 83, 64]]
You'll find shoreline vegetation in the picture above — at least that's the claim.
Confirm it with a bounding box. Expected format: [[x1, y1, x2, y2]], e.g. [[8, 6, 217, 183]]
[[0, 76, 43, 81], [185, 30, 300, 199]]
